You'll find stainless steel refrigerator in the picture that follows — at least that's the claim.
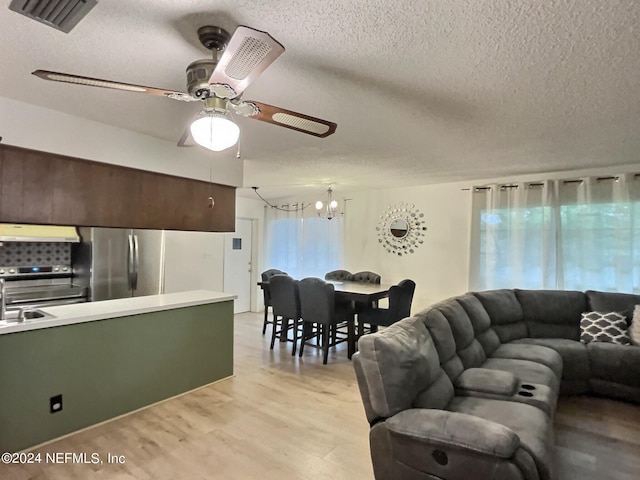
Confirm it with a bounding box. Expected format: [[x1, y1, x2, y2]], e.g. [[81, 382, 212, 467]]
[[75, 228, 164, 301]]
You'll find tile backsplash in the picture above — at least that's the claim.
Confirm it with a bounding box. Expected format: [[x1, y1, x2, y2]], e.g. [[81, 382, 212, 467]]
[[0, 242, 72, 266]]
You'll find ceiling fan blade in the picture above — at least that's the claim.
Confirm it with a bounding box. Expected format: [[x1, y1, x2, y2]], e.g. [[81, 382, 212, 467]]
[[243, 101, 337, 138], [32, 70, 197, 101], [207, 26, 285, 99]]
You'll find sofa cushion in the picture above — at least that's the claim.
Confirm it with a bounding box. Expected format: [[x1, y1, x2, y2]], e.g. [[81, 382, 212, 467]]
[[447, 396, 554, 480], [412, 370, 456, 411], [587, 342, 640, 388], [417, 305, 457, 362], [586, 290, 640, 323], [580, 311, 631, 345], [420, 299, 496, 384], [454, 368, 519, 396], [511, 338, 590, 382], [437, 301, 487, 369], [355, 317, 454, 420], [417, 306, 465, 381], [481, 358, 560, 395], [473, 289, 524, 325], [515, 289, 585, 340], [456, 293, 502, 355], [474, 290, 527, 342], [490, 343, 563, 380]]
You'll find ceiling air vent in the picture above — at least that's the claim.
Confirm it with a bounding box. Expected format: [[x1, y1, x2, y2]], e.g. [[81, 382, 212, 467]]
[[9, 0, 97, 34]]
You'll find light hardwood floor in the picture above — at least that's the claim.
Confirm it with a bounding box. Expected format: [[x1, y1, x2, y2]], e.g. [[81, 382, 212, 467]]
[[2, 311, 639, 480]]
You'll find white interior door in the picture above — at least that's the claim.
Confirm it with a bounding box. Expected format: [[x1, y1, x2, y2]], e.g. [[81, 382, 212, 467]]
[[224, 218, 253, 313]]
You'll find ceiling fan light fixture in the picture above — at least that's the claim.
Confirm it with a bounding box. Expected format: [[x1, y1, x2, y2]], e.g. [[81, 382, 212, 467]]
[[190, 111, 240, 152]]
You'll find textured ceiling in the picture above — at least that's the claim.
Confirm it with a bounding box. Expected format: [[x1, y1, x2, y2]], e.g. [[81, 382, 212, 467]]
[[0, 1, 638, 199]]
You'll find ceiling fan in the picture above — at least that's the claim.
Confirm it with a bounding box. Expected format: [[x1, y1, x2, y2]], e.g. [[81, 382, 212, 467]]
[[32, 25, 337, 151]]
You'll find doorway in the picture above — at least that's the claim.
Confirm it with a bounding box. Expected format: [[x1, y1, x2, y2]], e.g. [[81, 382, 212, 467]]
[[223, 218, 253, 313]]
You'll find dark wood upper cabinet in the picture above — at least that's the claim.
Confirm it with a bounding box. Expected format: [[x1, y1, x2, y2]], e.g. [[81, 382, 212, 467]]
[[0, 144, 235, 232]]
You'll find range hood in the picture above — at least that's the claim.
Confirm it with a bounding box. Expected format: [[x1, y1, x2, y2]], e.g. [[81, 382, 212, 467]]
[[0, 224, 80, 243]]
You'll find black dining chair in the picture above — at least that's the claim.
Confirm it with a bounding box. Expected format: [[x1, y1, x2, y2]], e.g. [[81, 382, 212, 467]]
[[324, 269, 354, 281], [352, 271, 383, 314], [261, 268, 287, 335], [357, 279, 416, 332], [325, 269, 354, 314], [351, 271, 381, 284], [268, 274, 302, 355], [298, 277, 355, 364]]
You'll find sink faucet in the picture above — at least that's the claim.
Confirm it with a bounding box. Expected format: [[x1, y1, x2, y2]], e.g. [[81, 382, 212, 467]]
[[0, 278, 5, 321]]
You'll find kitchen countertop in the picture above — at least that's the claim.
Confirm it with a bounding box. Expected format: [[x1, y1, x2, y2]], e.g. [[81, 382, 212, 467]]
[[0, 290, 236, 335]]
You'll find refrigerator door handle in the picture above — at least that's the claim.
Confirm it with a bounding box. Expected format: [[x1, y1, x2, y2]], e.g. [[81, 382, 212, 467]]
[[127, 234, 135, 290], [132, 234, 139, 290]]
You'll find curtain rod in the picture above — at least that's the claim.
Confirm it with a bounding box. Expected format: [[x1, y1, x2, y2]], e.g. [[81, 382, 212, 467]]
[[463, 173, 638, 191]]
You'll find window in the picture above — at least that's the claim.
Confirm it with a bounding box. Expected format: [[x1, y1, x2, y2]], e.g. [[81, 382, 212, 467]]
[[471, 176, 640, 293], [559, 201, 640, 291], [266, 213, 343, 279]]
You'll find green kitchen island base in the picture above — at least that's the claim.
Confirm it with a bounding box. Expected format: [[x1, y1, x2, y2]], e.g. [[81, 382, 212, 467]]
[[0, 296, 234, 453]]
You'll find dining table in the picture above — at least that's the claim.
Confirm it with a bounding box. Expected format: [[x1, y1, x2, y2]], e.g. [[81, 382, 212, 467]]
[[257, 279, 393, 357]]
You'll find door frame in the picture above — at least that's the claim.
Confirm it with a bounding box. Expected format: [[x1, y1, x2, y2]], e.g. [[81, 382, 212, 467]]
[[223, 217, 258, 313]]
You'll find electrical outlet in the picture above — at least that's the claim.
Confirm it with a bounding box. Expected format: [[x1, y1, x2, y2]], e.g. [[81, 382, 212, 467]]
[[50, 394, 62, 413]]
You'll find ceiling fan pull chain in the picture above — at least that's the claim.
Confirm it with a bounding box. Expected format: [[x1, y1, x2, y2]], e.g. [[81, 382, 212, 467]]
[[208, 165, 215, 208]]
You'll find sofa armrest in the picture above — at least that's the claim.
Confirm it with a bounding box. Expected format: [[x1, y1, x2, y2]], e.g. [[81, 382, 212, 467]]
[[454, 368, 518, 396], [386, 408, 520, 458]]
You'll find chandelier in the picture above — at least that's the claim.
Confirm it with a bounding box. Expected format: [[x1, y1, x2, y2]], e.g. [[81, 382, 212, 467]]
[[316, 185, 341, 220]]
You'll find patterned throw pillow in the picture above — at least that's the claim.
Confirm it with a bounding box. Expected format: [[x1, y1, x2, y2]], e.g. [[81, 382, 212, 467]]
[[631, 305, 640, 346], [580, 311, 631, 345]]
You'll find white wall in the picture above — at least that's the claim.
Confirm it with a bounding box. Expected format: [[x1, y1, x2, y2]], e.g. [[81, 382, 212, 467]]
[[343, 183, 472, 310], [163, 231, 225, 294], [0, 96, 242, 187]]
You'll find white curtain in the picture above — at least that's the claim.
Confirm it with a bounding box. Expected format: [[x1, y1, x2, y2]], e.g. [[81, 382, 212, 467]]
[[470, 181, 557, 290], [264, 202, 344, 279], [470, 174, 640, 293], [558, 175, 640, 292]]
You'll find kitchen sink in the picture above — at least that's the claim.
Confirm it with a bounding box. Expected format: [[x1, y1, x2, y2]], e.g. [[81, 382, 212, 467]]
[[23, 310, 49, 319], [1, 309, 55, 323]]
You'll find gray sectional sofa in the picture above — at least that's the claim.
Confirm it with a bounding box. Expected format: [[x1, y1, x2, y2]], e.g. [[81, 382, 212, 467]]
[[353, 289, 640, 480]]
